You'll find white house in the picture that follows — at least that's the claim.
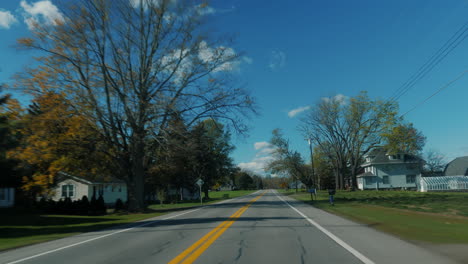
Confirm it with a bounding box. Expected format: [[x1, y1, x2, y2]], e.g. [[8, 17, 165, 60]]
[[289, 180, 306, 190], [357, 148, 424, 190], [0, 187, 15, 208], [51, 172, 127, 205]]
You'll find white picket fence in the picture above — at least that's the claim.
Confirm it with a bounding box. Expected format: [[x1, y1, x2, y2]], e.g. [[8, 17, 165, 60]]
[[418, 176, 468, 192]]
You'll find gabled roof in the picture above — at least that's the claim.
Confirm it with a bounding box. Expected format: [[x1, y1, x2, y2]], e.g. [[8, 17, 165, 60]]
[[57, 172, 125, 185], [444, 156, 468, 176], [362, 147, 423, 166]]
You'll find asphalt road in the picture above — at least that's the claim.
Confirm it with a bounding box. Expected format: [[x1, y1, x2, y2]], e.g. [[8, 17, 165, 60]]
[[0, 190, 459, 264]]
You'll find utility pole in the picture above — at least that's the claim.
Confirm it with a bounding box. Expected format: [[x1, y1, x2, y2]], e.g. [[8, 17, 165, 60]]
[[307, 138, 319, 200], [308, 138, 317, 199]]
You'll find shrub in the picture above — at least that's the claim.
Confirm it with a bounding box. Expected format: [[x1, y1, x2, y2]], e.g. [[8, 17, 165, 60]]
[[97, 195, 106, 215], [63, 197, 73, 214], [115, 198, 124, 212], [89, 195, 98, 215]]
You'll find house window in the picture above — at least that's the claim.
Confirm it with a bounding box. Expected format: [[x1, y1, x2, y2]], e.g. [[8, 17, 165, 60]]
[[383, 176, 389, 184], [366, 157, 371, 162], [389, 155, 398, 160], [61, 185, 74, 198], [365, 177, 375, 185], [406, 175, 416, 184], [0, 189, 7, 200]]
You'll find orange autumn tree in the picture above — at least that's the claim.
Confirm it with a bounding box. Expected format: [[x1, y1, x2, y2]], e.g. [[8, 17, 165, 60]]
[[9, 91, 111, 197], [0, 94, 24, 190]]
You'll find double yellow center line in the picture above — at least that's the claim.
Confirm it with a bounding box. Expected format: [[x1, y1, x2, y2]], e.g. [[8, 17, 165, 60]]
[[168, 192, 266, 264]]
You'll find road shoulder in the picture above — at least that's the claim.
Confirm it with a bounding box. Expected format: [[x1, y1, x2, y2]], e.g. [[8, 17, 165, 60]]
[[274, 190, 459, 264]]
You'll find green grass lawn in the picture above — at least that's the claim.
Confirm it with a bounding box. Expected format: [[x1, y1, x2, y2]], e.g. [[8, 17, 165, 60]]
[[148, 190, 256, 210], [0, 190, 256, 251], [0, 210, 165, 251], [280, 189, 468, 244]]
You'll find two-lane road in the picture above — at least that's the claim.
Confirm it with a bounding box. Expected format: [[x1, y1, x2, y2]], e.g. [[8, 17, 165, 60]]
[[0, 190, 457, 264]]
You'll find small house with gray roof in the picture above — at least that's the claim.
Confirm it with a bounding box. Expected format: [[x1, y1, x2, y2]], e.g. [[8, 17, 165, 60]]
[[357, 147, 424, 190], [444, 156, 468, 176], [51, 172, 127, 205]]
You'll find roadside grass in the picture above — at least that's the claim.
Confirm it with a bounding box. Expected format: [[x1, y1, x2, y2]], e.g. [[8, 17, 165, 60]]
[[148, 190, 256, 210], [0, 190, 256, 251], [280, 189, 468, 244], [0, 209, 165, 251]]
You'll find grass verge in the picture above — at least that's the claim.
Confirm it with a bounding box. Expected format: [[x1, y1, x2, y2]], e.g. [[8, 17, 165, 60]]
[[147, 190, 256, 210], [280, 189, 468, 244], [0, 190, 256, 251]]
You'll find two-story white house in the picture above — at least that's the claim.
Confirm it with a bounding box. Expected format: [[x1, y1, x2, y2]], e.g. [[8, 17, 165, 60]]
[[357, 148, 424, 190]]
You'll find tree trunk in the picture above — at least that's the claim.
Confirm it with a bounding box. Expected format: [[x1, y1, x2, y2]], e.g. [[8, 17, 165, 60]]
[[127, 136, 146, 211], [334, 169, 340, 190], [350, 166, 358, 190], [295, 177, 298, 193]]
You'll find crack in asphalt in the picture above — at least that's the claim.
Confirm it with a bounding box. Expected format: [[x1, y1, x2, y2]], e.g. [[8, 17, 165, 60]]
[[151, 241, 172, 256], [233, 218, 259, 263], [233, 239, 245, 262], [177, 231, 186, 240], [297, 235, 306, 264]]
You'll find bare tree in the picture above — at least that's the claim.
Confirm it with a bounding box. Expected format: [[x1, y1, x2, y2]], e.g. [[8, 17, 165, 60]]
[[17, 0, 256, 210], [300, 97, 348, 189], [344, 92, 398, 189], [300, 92, 399, 189], [424, 149, 446, 176], [266, 129, 310, 193]]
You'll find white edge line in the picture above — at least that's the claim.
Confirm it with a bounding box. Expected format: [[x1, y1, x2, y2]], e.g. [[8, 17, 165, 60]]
[[6, 208, 201, 264], [275, 191, 375, 264], [6, 192, 257, 264], [7, 191, 260, 264]]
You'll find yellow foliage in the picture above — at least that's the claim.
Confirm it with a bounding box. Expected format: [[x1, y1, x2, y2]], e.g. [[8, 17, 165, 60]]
[[9, 91, 110, 195], [17, 38, 35, 47]]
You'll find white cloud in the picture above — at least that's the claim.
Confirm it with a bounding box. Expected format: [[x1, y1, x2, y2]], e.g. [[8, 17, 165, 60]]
[[20, 0, 64, 30], [196, 4, 216, 15], [0, 10, 17, 29], [195, 4, 236, 16], [238, 157, 275, 175], [160, 48, 192, 83], [268, 50, 286, 70], [238, 141, 277, 175], [322, 94, 349, 105], [158, 41, 243, 84], [254, 141, 271, 150], [243, 56, 253, 64], [129, 0, 171, 9], [198, 41, 239, 72], [288, 106, 310, 118]]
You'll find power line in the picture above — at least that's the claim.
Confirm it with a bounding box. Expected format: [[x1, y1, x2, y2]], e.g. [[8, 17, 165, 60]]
[[391, 30, 468, 102], [388, 20, 468, 103], [400, 70, 467, 117]]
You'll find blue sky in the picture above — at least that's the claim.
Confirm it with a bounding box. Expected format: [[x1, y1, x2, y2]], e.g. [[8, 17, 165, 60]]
[[1, 0, 468, 175]]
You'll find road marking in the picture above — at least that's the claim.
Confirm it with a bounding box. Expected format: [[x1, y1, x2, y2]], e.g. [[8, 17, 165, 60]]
[[167, 206, 247, 264], [5, 192, 262, 264], [275, 192, 375, 264], [169, 192, 266, 264], [6, 208, 201, 264]]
